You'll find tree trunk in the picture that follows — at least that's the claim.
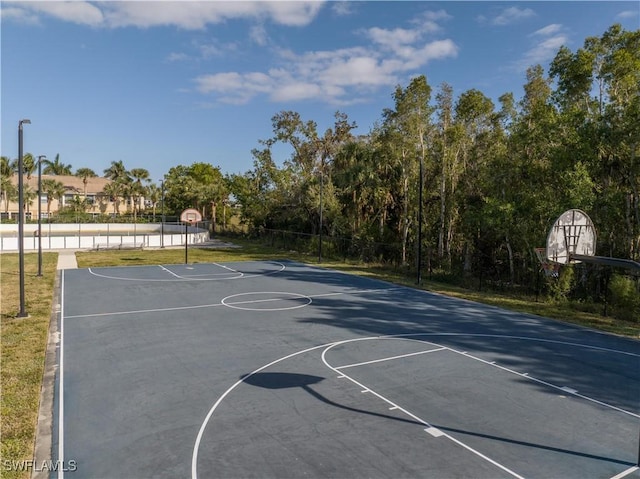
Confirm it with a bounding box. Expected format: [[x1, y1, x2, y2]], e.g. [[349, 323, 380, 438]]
[[211, 201, 217, 234], [505, 234, 515, 284]]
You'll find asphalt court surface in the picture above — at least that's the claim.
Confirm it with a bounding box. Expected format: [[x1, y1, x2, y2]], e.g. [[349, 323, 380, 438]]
[[52, 260, 640, 478]]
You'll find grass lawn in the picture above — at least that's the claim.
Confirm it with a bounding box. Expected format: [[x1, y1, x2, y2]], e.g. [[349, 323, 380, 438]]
[[1, 253, 58, 479], [1, 239, 637, 478]]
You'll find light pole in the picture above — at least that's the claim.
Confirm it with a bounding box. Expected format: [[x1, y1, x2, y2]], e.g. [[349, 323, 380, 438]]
[[17, 119, 31, 318], [160, 179, 165, 248], [417, 154, 423, 285], [37, 155, 46, 277], [318, 157, 324, 263]]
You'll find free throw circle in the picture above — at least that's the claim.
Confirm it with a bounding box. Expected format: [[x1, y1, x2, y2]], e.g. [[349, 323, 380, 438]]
[[221, 292, 312, 311]]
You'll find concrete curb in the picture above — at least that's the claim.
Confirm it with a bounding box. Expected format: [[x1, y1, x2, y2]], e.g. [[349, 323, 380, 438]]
[[32, 271, 62, 479]]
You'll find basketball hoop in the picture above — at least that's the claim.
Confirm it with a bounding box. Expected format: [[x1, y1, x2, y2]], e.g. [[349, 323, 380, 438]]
[[535, 247, 560, 278], [547, 209, 596, 264], [180, 208, 202, 224]]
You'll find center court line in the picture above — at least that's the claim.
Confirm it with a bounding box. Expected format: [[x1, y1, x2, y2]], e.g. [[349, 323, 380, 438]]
[[335, 347, 447, 370], [64, 287, 396, 319]]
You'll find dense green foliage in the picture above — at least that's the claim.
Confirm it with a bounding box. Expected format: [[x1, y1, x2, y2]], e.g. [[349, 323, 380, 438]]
[[226, 25, 639, 320]]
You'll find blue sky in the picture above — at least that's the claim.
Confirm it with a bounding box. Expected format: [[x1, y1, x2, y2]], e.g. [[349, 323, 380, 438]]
[[2, 1, 638, 184]]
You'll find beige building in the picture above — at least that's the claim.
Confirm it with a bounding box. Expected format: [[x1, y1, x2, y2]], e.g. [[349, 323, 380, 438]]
[[2, 174, 144, 220]]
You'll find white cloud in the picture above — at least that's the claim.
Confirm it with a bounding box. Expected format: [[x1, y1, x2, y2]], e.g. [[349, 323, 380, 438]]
[[195, 29, 458, 106], [0, 6, 40, 25], [331, 2, 355, 17], [513, 25, 569, 72], [532, 24, 563, 37], [492, 7, 536, 26], [407, 39, 458, 69], [320, 56, 393, 87], [4, 0, 457, 107], [166, 52, 189, 62], [194, 71, 275, 104], [3, 1, 325, 29], [616, 10, 638, 20], [271, 82, 322, 102], [9, 1, 104, 27], [188, 6, 459, 106], [411, 9, 452, 34], [264, 2, 324, 27], [366, 27, 421, 49], [250, 24, 269, 46]]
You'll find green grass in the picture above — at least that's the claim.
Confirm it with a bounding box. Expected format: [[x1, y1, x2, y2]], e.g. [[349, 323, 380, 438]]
[[1, 253, 58, 479]]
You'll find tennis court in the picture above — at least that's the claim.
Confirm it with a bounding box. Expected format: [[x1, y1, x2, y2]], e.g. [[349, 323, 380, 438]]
[[47, 260, 639, 478]]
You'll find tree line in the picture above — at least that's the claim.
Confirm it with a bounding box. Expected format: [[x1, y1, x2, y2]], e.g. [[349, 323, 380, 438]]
[[228, 24, 638, 319], [233, 25, 638, 265]]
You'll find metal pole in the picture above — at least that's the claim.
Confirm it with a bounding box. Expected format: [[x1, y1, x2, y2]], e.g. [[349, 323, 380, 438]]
[[161, 180, 165, 248], [417, 155, 423, 285], [37, 155, 45, 276], [17, 119, 30, 318], [184, 222, 188, 264], [318, 160, 323, 263]]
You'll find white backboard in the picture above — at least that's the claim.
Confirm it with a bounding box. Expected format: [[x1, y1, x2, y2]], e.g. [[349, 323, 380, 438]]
[[546, 209, 596, 264]]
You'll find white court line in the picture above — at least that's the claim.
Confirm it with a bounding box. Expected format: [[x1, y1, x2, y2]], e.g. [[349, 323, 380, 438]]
[[321, 339, 525, 479], [446, 346, 640, 419], [191, 341, 338, 479], [87, 261, 285, 282], [65, 302, 226, 319], [192, 333, 639, 479], [64, 287, 395, 319], [158, 265, 183, 278], [213, 262, 238, 272], [335, 347, 446, 370], [58, 271, 65, 479], [611, 466, 639, 479], [179, 272, 242, 278]]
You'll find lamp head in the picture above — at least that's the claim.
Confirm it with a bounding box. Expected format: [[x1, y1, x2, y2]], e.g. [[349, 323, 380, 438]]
[[20, 119, 31, 125]]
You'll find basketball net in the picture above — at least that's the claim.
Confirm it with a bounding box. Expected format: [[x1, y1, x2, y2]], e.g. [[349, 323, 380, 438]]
[[535, 248, 560, 278]]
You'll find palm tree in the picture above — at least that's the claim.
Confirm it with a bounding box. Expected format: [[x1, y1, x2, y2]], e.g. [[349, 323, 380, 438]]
[[11, 153, 36, 180], [1, 177, 17, 215], [146, 183, 161, 220], [23, 185, 37, 219], [41, 179, 66, 219], [42, 153, 73, 175], [0, 156, 15, 215], [103, 161, 132, 216], [0, 156, 13, 177], [129, 168, 150, 219], [103, 160, 129, 183], [75, 167, 97, 199], [102, 181, 124, 215]]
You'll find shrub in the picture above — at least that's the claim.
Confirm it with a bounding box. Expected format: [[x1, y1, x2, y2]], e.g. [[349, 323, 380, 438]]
[[608, 275, 640, 322]]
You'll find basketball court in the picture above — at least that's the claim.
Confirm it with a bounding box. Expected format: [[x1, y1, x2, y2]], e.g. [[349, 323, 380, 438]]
[[44, 258, 639, 478]]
